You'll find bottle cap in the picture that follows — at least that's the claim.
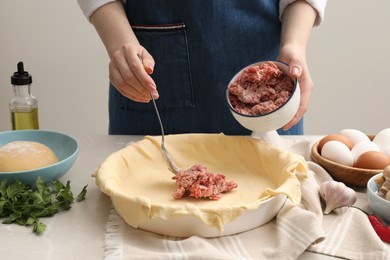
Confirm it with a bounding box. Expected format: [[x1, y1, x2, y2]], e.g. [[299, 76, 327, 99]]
[[11, 61, 32, 85]]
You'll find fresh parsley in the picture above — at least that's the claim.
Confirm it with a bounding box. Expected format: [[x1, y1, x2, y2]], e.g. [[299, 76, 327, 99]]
[[0, 177, 87, 235]]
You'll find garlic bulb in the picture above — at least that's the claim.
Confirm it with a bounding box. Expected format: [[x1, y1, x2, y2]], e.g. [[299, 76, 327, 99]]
[[319, 181, 357, 214]]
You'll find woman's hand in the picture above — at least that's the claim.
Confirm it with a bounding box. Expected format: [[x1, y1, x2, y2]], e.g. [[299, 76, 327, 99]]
[[90, 1, 159, 103], [279, 0, 317, 130], [109, 42, 158, 102], [277, 44, 313, 130]]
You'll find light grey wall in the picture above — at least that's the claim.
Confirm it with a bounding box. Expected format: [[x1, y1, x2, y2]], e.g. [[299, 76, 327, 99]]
[[305, 0, 390, 135], [0, 0, 109, 135], [1, 1, 389, 136]]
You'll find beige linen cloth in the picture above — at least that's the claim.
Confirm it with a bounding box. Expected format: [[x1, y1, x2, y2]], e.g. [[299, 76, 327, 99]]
[[103, 132, 390, 260]]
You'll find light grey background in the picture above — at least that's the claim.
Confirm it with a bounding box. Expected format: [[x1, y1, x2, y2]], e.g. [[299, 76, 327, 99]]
[[1, 1, 389, 136]]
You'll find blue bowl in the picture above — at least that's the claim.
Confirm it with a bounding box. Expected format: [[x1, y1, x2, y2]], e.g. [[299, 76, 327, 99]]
[[367, 173, 390, 223], [0, 130, 79, 186]]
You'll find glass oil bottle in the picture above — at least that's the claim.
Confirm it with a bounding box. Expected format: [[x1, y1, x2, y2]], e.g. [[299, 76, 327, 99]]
[[9, 61, 39, 130]]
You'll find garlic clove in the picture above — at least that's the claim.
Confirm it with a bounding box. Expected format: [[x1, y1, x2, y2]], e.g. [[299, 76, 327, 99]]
[[374, 175, 386, 189], [319, 180, 357, 214], [379, 180, 390, 197], [383, 165, 390, 180]]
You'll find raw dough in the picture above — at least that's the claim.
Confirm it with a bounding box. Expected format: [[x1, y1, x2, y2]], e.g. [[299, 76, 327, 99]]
[[94, 134, 308, 233], [0, 141, 59, 172]]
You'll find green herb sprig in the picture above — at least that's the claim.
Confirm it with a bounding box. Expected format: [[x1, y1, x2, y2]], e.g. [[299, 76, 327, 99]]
[[0, 177, 87, 235]]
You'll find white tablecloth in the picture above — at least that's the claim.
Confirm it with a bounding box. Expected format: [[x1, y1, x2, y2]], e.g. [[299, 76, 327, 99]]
[[102, 132, 390, 260]]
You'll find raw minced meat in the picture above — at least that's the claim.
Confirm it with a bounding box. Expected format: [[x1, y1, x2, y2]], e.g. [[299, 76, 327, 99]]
[[172, 164, 238, 200], [228, 62, 294, 115]]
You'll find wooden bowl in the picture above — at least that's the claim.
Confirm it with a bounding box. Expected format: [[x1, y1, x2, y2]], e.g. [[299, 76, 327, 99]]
[[311, 140, 382, 188]]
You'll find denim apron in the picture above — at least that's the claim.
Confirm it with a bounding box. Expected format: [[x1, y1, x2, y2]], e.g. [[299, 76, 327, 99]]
[[108, 0, 303, 135]]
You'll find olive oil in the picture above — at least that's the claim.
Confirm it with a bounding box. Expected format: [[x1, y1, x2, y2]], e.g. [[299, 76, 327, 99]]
[[10, 108, 39, 130], [9, 62, 39, 130]]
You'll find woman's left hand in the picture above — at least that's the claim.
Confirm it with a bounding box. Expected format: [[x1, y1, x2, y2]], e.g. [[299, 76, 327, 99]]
[[277, 43, 314, 130]]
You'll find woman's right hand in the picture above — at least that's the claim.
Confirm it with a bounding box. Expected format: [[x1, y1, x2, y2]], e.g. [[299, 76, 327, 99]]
[[89, 1, 159, 103], [109, 42, 159, 102]]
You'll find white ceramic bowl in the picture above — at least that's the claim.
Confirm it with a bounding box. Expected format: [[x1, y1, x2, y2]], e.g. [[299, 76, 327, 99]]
[[129, 193, 286, 237], [94, 134, 305, 238], [226, 61, 300, 132], [367, 173, 390, 223]]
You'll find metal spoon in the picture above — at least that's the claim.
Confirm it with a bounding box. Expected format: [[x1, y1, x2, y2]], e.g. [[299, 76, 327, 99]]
[[136, 53, 179, 174], [150, 93, 179, 174]]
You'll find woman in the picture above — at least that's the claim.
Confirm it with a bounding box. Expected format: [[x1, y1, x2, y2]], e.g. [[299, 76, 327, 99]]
[[77, 0, 327, 135]]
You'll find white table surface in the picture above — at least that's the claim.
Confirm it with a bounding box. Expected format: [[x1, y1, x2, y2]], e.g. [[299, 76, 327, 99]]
[[1, 135, 358, 260]]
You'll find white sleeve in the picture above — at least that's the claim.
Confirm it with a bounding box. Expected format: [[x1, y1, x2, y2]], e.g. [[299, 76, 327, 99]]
[[279, 0, 328, 26], [77, 0, 126, 21]]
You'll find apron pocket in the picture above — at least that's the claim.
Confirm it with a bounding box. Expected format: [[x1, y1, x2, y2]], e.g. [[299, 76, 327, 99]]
[[120, 23, 194, 111]]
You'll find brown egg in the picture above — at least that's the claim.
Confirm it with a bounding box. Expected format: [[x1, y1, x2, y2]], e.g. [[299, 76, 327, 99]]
[[354, 151, 390, 170], [318, 134, 353, 153]]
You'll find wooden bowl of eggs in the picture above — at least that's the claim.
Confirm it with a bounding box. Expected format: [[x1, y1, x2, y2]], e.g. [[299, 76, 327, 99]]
[[311, 128, 390, 188]]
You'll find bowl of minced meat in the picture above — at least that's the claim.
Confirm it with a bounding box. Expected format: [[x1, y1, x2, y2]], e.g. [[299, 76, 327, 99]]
[[226, 61, 300, 132]]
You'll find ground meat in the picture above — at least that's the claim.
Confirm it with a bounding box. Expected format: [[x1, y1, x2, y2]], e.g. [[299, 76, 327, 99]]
[[172, 164, 238, 200], [228, 62, 294, 115]]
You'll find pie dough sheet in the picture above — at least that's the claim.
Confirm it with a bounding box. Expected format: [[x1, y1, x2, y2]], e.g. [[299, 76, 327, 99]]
[[93, 134, 308, 232]]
